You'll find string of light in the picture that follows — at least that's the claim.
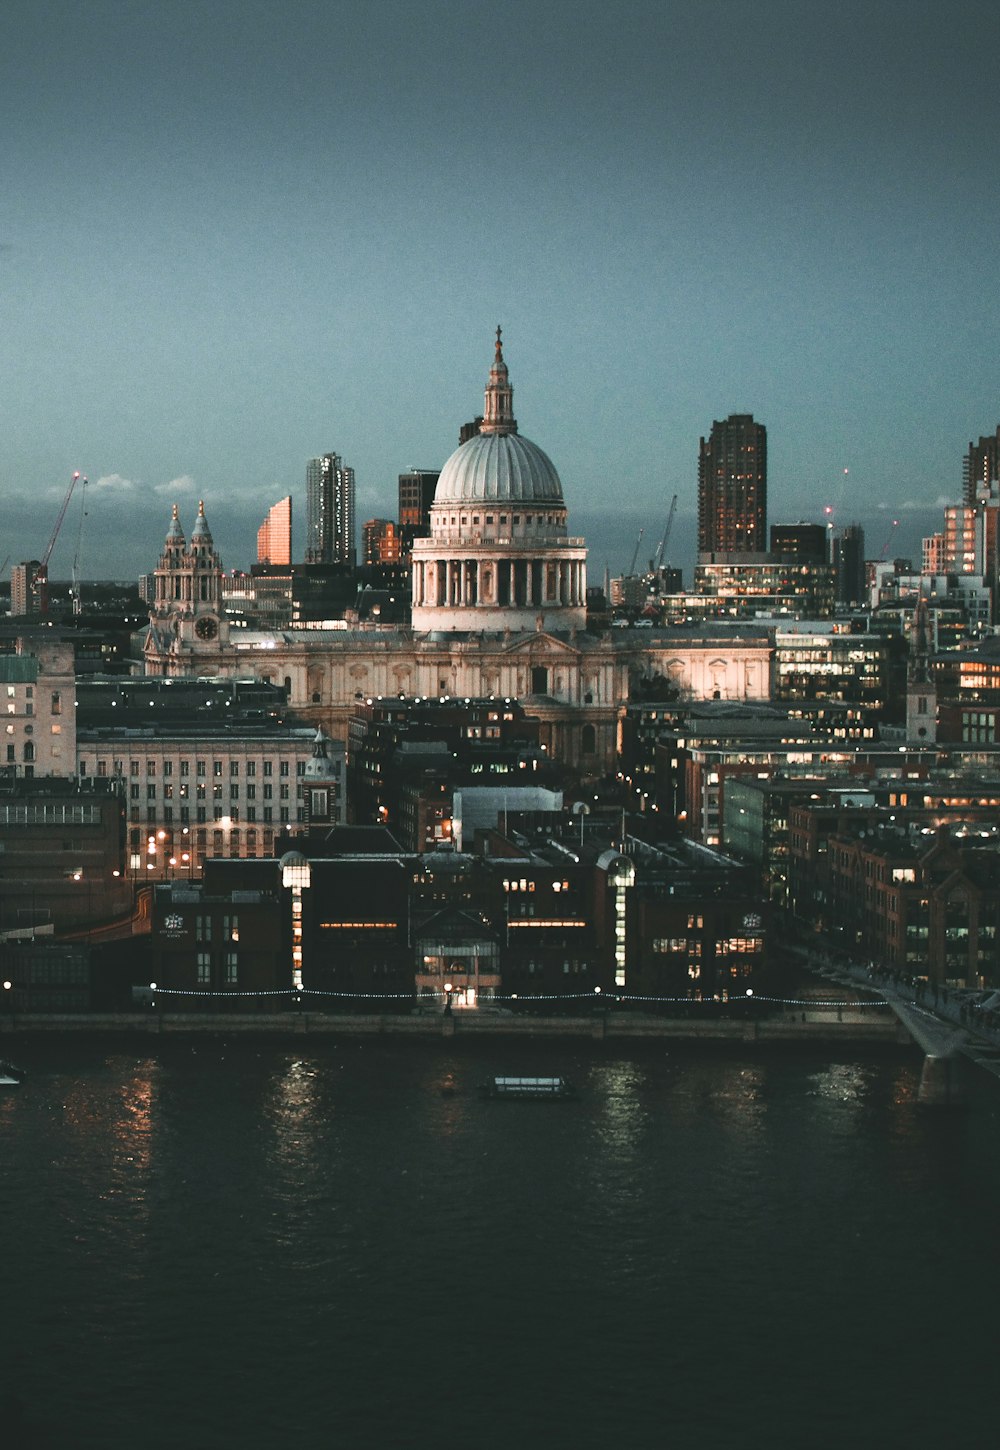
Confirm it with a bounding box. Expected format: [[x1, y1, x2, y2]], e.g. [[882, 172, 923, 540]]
[[146, 985, 886, 1008]]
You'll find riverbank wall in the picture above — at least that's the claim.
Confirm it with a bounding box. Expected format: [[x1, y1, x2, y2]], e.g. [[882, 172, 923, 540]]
[[0, 1008, 910, 1044]]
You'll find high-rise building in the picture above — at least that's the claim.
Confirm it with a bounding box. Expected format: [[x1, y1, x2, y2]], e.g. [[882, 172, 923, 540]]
[[963, 427, 1000, 506], [397, 470, 440, 559], [10, 561, 45, 616], [305, 454, 355, 566], [832, 523, 866, 607], [697, 414, 767, 556], [257, 495, 292, 566]]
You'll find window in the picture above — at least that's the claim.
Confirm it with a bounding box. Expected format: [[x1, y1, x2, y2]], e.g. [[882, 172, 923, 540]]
[[51, 692, 61, 715], [197, 952, 211, 984], [263, 761, 273, 777], [197, 761, 206, 778], [230, 762, 240, 778]]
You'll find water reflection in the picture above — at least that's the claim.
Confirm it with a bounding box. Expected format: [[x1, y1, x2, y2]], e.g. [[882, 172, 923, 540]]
[[807, 1061, 872, 1108], [707, 1062, 768, 1129], [598, 1059, 649, 1155], [267, 1056, 324, 1167], [261, 1056, 331, 1248]]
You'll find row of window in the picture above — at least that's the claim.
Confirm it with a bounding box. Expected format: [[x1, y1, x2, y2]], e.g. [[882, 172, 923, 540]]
[[129, 782, 297, 800], [129, 804, 300, 824], [118, 758, 308, 778]]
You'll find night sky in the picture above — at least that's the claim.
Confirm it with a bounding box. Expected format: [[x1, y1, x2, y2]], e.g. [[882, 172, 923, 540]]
[[3, 0, 1000, 583]]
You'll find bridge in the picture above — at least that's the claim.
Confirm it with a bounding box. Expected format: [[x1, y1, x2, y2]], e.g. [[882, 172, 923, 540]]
[[802, 953, 1000, 1106]]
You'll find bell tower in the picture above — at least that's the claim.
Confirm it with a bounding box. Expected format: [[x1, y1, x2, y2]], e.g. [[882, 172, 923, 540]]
[[145, 501, 229, 672]]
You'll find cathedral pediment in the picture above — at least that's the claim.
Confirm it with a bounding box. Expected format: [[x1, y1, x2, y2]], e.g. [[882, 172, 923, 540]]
[[500, 630, 581, 659]]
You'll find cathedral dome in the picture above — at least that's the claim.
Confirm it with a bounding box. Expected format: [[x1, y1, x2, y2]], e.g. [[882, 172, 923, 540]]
[[434, 430, 564, 505], [433, 327, 564, 506]]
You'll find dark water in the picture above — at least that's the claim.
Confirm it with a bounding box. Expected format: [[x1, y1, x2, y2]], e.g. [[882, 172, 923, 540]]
[[3, 1034, 1000, 1450]]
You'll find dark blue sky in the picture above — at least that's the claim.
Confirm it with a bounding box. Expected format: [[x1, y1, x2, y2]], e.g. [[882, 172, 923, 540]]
[[3, 0, 999, 581]]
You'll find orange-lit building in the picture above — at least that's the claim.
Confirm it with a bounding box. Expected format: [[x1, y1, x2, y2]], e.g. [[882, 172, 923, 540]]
[[257, 496, 292, 565]]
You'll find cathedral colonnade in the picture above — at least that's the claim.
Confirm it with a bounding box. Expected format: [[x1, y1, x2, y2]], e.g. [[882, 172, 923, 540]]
[[412, 553, 588, 611]]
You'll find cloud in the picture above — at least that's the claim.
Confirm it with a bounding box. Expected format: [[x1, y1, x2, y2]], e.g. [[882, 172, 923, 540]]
[[153, 474, 197, 496], [93, 473, 137, 493], [893, 495, 959, 512]]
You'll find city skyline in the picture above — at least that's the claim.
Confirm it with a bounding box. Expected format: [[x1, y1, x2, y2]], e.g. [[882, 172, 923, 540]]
[[3, 1, 1000, 581]]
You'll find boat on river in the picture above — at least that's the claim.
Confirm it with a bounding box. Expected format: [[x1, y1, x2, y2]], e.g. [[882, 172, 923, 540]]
[[0, 1060, 25, 1087], [481, 1075, 576, 1100]]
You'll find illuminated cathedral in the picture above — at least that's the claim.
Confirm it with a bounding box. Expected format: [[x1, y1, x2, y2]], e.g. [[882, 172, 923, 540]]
[[144, 335, 770, 769]]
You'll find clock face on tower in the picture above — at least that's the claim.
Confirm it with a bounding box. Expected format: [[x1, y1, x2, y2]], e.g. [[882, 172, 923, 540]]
[[195, 616, 218, 640]]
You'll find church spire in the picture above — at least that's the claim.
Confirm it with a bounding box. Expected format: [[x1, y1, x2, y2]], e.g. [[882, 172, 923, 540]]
[[480, 325, 518, 436]]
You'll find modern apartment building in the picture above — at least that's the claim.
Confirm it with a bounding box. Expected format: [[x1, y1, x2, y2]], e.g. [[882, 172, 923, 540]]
[[697, 413, 767, 555]]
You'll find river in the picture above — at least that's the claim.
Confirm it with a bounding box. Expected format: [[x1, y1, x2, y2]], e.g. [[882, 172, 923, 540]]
[[3, 1034, 999, 1449]]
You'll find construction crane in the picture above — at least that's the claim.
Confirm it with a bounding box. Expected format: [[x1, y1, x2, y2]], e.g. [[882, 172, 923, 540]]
[[71, 475, 89, 615], [652, 494, 678, 572], [37, 472, 82, 615], [880, 518, 899, 560], [628, 527, 644, 577]]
